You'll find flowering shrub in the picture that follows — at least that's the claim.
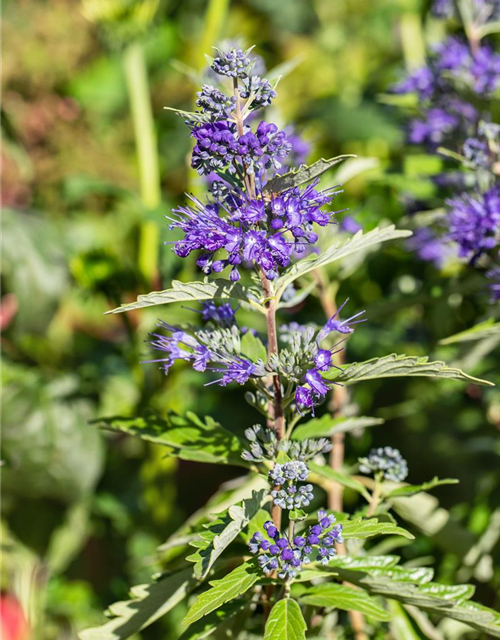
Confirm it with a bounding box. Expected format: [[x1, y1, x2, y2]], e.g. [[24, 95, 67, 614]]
[[83, 45, 500, 640], [392, 0, 500, 302]]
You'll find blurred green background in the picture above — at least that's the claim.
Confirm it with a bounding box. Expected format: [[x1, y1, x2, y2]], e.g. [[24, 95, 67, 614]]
[[1, 0, 499, 638]]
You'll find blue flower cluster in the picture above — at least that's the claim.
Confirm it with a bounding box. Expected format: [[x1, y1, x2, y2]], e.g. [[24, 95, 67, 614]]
[[447, 188, 500, 262], [249, 511, 343, 579], [269, 461, 313, 510], [169, 181, 340, 282], [359, 446, 408, 482], [392, 3, 500, 301], [211, 46, 255, 78], [165, 46, 344, 284], [393, 36, 500, 149], [191, 120, 291, 177], [295, 299, 365, 413], [144, 304, 266, 386]]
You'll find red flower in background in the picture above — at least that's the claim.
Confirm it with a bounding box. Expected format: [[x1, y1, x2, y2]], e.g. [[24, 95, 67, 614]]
[[0, 594, 29, 640]]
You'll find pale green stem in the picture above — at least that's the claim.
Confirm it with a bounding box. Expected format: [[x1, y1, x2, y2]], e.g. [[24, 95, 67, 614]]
[[368, 473, 384, 517], [400, 12, 426, 70], [123, 42, 161, 283]]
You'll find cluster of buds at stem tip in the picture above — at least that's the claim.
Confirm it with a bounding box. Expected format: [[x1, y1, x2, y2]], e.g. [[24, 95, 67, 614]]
[[249, 511, 343, 580], [359, 446, 409, 482]]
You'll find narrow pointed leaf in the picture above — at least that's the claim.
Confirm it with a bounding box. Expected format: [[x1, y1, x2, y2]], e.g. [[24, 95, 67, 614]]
[[95, 412, 248, 467], [386, 477, 459, 498], [309, 461, 371, 500], [182, 562, 259, 626], [342, 517, 414, 540], [275, 226, 412, 300], [178, 600, 247, 640], [324, 354, 493, 386], [105, 279, 262, 315], [300, 583, 391, 622], [263, 598, 307, 640], [439, 319, 500, 344], [187, 489, 267, 579], [293, 415, 384, 440]]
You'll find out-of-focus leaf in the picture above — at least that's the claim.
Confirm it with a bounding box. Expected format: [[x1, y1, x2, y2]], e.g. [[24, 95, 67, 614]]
[[292, 415, 384, 440], [2, 209, 69, 332], [300, 583, 391, 621], [182, 562, 259, 626], [187, 489, 267, 579], [331, 156, 380, 185], [106, 279, 263, 314], [263, 155, 356, 195], [439, 319, 500, 345], [46, 501, 90, 575], [275, 226, 411, 301], [325, 354, 493, 386], [2, 363, 103, 503], [263, 598, 307, 640], [386, 477, 459, 498], [309, 462, 371, 500], [95, 412, 248, 467], [80, 568, 197, 640]]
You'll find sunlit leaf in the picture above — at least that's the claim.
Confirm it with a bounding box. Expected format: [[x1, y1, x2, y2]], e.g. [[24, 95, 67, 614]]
[[342, 517, 414, 540], [324, 354, 493, 386], [386, 477, 459, 498], [300, 583, 391, 621], [275, 226, 411, 301], [292, 415, 383, 440], [187, 489, 268, 579], [263, 598, 307, 640], [182, 562, 259, 626], [308, 462, 371, 500], [105, 279, 263, 315], [439, 318, 500, 345], [95, 411, 248, 467]]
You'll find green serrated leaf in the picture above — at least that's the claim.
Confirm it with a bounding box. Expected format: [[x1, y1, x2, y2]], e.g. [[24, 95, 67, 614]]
[[182, 562, 259, 627], [95, 411, 248, 467], [105, 279, 263, 315], [178, 600, 247, 640], [292, 415, 384, 440], [386, 477, 459, 498], [439, 318, 500, 345], [309, 462, 371, 500], [263, 155, 356, 195], [342, 517, 414, 540], [187, 489, 267, 580], [80, 568, 197, 640], [300, 583, 391, 622], [240, 331, 268, 362], [263, 598, 307, 640], [275, 226, 411, 302], [324, 354, 493, 386]]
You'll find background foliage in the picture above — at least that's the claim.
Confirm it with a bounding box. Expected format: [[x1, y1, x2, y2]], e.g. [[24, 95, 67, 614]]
[[1, 0, 499, 638]]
